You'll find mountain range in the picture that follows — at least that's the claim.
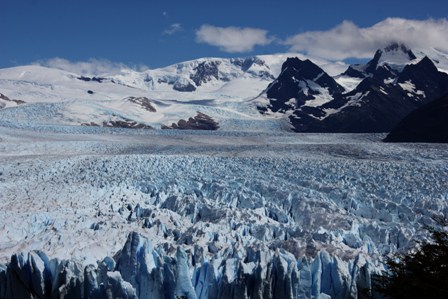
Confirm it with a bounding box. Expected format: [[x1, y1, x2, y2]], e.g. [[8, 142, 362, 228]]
[[260, 44, 448, 133], [1, 44, 448, 134]]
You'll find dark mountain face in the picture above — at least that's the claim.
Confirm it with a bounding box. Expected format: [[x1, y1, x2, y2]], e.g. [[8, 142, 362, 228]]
[[397, 57, 448, 101], [263, 57, 345, 113], [162, 112, 219, 130], [260, 45, 448, 133], [385, 94, 448, 143], [342, 66, 366, 79]]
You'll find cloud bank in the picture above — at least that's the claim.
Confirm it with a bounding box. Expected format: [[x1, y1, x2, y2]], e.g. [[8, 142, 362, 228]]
[[35, 58, 148, 76], [196, 25, 273, 53], [284, 18, 448, 60]]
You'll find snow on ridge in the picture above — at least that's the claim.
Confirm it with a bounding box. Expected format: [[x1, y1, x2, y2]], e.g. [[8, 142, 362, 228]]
[[323, 91, 369, 118], [334, 75, 363, 92], [398, 80, 426, 98], [377, 49, 417, 70], [413, 47, 448, 74], [303, 82, 333, 108]]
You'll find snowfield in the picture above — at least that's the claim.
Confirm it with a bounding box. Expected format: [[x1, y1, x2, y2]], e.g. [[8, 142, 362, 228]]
[[0, 125, 447, 298]]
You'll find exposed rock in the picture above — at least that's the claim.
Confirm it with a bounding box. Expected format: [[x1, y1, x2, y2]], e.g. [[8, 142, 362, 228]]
[[77, 76, 105, 83], [163, 112, 219, 130], [82, 119, 153, 129], [0, 93, 26, 109], [125, 96, 157, 112], [385, 94, 448, 143], [173, 78, 197, 92], [81, 122, 101, 127], [190, 61, 220, 86]]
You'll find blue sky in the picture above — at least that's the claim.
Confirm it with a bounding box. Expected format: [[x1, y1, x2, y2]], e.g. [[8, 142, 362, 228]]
[[2, 0, 448, 70]]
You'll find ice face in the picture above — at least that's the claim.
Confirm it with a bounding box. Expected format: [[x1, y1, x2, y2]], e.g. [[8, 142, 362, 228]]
[[0, 127, 447, 298]]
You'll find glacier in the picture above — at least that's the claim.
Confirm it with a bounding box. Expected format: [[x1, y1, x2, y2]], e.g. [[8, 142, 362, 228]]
[[0, 232, 376, 299], [0, 125, 447, 298]]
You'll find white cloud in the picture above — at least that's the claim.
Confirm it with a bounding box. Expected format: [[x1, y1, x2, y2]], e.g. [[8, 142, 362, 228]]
[[196, 25, 273, 53], [284, 18, 448, 60], [163, 23, 183, 35], [35, 58, 148, 76]]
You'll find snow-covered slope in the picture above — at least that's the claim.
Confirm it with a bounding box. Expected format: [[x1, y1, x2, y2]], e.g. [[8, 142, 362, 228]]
[[413, 47, 448, 74], [0, 54, 349, 132]]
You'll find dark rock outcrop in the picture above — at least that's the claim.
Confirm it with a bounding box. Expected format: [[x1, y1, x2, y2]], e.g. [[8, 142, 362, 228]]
[[385, 94, 448, 143], [0, 93, 26, 108], [190, 61, 221, 86], [163, 112, 219, 130], [102, 120, 152, 129], [78, 76, 105, 83], [82, 120, 153, 129], [173, 79, 197, 92], [125, 96, 157, 112]]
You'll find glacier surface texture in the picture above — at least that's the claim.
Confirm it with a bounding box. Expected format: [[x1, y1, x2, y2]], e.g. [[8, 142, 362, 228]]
[[0, 127, 447, 298]]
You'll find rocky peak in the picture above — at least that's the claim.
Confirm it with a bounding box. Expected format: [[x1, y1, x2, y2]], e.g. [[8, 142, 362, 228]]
[[383, 43, 417, 59], [367, 43, 417, 73], [343, 43, 418, 80], [273, 58, 342, 90], [265, 57, 344, 112], [279, 58, 325, 81], [190, 61, 221, 86], [230, 56, 266, 72], [397, 56, 448, 99]]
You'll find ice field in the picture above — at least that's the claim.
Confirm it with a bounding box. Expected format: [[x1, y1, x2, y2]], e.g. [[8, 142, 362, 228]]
[[1, 125, 447, 298]]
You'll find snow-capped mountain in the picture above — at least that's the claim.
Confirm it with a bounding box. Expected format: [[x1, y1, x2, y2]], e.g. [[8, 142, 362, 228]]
[[342, 43, 417, 79], [260, 44, 448, 132], [1, 44, 448, 133], [0, 54, 321, 131], [259, 57, 345, 114], [110, 56, 275, 92]]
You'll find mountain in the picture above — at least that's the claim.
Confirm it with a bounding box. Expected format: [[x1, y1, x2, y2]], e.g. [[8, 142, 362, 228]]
[[0, 54, 333, 132], [260, 57, 345, 114], [385, 94, 448, 143], [1, 44, 448, 133], [342, 43, 417, 79], [259, 44, 448, 132], [113, 56, 275, 92]]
